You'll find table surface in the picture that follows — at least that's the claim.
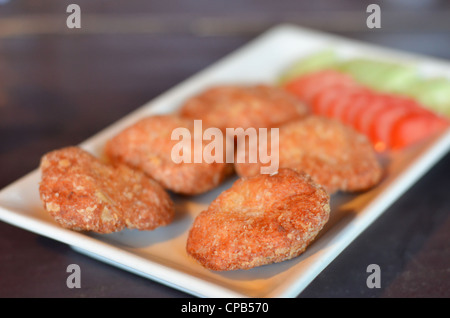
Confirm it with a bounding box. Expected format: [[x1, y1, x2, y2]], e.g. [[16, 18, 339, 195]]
[[1, 0, 450, 298]]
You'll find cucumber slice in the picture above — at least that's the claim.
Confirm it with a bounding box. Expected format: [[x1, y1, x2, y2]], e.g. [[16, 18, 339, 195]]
[[279, 49, 339, 84], [375, 66, 418, 93], [405, 78, 450, 116], [338, 58, 418, 92]]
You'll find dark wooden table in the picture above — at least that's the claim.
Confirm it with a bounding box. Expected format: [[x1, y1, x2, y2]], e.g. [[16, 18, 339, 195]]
[[1, 0, 449, 298]]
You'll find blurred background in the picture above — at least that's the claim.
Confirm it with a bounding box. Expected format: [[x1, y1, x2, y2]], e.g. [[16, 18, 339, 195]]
[[1, 0, 450, 297]]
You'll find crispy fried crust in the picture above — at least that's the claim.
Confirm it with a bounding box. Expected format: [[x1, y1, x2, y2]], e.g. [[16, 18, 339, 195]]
[[104, 114, 234, 195], [186, 168, 330, 271], [235, 116, 383, 194], [179, 84, 310, 132], [39, 146, 174, 233]]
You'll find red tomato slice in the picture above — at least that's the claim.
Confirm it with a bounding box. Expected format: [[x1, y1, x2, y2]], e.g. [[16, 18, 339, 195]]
[[390, 113, 449, 150], [341, 91, 374, 126], [284, 69, 356, 103], [369, 97, 431, 150], [310, 86, 341, 115], [325, 90, 354, 119], [353, 94, 391, 136], [311, 85, 356, 116], [328, 87, 373, 122]]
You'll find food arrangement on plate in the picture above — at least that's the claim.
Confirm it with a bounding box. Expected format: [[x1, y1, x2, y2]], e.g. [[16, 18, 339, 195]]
[[37, 49, 450, 272]]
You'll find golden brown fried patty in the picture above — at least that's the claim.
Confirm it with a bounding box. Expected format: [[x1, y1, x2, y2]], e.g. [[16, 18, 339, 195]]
[[39, 146, 174, 233], [235, 116, 383, 194], [104, 114, 234, 195], [179, 84, 310, 132], [186, 168, 330, 271]]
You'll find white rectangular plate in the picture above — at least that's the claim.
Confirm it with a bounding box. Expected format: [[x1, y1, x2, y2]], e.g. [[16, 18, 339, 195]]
[[1, 24, 450, 298]]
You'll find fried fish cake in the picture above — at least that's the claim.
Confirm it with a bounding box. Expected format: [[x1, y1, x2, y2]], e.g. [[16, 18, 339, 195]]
[[104, 114, 234, 195], [235, 116, 383, 194], [179, 84, 310, 132], [186, 168, 330, 271], [39, 146, 174, 233]]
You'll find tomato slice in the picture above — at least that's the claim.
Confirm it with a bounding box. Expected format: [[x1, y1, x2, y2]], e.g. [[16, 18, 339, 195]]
[[311, 85, 355, 116], [325, 90, 354, 119], [353, 94, 391, 136], [310, 86, 340, 115], [328, 87, 373, 122], [390, 113, 449, 150], [284, 69, 356, 103], [369, 97, 431, 149], [341, 90, 373, 126]]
